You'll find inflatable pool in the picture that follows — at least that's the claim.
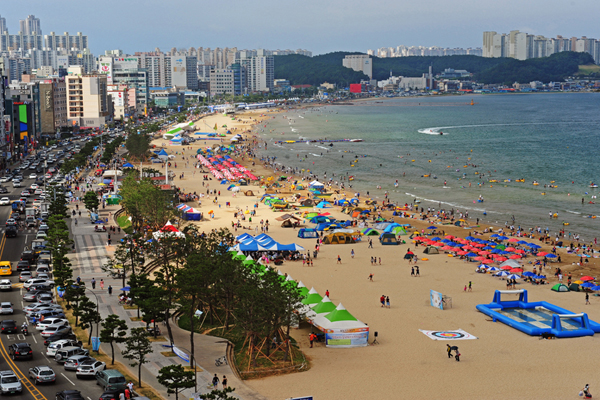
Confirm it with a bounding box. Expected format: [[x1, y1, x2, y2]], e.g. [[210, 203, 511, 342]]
[[476, 290, 600, 338]]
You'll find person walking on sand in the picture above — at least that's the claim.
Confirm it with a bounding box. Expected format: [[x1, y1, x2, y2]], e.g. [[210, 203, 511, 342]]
[[325, 289, 330, 298], [379, 257, 382, 265], [368, 239, 373, 248], [380, 295, 385, 307], [337, 255, 341, 264], [415, 266, 420, 276], [309, 333, 316, 348], [411, 266, 415, 276], [369, 273, 374, 282], [386, 296, 390, 308], [351, 249, 355, 258], [468, 281, 472, 292], [586, 292, 590, 305]]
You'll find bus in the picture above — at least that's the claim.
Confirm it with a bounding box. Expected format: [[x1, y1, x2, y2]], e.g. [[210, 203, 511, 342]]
[[0, 262, 12, 276]]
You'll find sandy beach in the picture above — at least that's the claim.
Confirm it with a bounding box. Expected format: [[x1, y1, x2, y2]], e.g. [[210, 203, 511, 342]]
[[143, 108, 600, 400]]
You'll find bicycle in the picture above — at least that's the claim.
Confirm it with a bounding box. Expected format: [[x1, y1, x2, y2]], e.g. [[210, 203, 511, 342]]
[[215, 356, 228, 366]]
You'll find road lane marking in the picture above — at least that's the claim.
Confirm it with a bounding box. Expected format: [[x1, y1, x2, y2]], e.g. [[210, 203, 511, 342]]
[[32, 334, 37, 343], [61, 373, 75, 385], [0, 332, 47, 400]]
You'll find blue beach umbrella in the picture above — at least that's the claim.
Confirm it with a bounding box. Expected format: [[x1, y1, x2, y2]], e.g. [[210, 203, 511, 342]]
[[465, 236, 475, 241], [426, 226, 437, 230], [466, 252, 478, 257], [523, 271, 535, 277], [517, 240, 528, 245], [506, 274, 521, 280], [581, 282, 594, 288], [545, 254, 557, 258], [488, 266, 500, 272]]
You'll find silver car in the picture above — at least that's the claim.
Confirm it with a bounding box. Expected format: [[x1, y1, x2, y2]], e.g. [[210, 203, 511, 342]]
[[28, 365, 56, 385], [0, 371, 22, 394], [64, 355, 94, 371]]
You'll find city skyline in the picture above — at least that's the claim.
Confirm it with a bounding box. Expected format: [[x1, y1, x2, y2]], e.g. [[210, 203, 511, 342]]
[[2, 0, 600, 56]]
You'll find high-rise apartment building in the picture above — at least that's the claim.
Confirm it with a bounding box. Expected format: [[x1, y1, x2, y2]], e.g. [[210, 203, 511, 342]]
[[236, 50, 274, 92], [483, 30, 600, 64], [20, 15, 41, 35], [38, 79, 67, 135], [171, 56, 198, 90], [0, 16, 7, 34], [65, 66, 109, 128], [342, 55, 373, 79]]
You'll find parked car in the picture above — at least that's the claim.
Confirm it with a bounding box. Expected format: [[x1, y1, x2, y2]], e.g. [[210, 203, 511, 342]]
[[23, 278, 54, 289], [44, 331, 77, 347], [46, 339, 81, 357], [75, 360, 105, 379], [55, 390, 84, 400], [95, 370, 127, 392], [28, 365, 56, 385], [19, 271, 32, 282], [36, 318, 68, 331], [64, 355, 94, 371], [41, 324, 71, 338]]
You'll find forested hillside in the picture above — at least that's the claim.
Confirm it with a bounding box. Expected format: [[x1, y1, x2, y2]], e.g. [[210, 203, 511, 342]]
[[274, 51, 595, 86]]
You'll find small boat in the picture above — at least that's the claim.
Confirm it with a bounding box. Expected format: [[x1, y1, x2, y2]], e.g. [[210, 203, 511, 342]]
[[533, 181, 539, 186], [350, 139, 363, 142], [590, 184, 598, 188]]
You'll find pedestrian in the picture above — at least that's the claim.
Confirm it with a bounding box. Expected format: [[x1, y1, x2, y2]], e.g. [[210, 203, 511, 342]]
[[468, 281, 472, 292], [380, 295, 385, 307], [368, 273, 374, 282], [379, 257, 381, 265], [415, 266, 420, 276], [368, 239, 373, 248], [582, 384, 592, 399], [108, 285, 113, 296], [351, 249, 355, 258], [447, 344, 457, 359], [309, 333, 316, 348], [222, 375, 228, 389], [100, 279, 104, 290], [124, 388, 131, 399], [91, 278, 96, 289], [325, 289, 330, 298], [127, 381, 134, 393], [76, 276, 81, 284], [118, 392, 125, 400], [337, 255, 341, 264], [464, 285, 467, 292], [586, 292, 590, 305], [212, 374, 220, 388], [386, 296, 390, 308]]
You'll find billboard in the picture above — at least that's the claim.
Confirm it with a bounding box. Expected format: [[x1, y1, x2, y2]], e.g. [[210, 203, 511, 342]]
[[349, 83, 363, 93], [99, 57, 113, 83]]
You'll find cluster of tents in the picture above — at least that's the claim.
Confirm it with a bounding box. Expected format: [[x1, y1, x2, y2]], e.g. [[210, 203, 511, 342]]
[[234, 233, 305, 252], [175, 203, 202, 221]]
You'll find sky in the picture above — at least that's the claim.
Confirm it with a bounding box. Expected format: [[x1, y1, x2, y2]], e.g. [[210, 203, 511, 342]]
[[2, 0, 600, 56]]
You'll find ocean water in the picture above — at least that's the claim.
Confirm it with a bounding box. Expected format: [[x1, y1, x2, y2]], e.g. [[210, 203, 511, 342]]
[[255, 93, 600, 240]]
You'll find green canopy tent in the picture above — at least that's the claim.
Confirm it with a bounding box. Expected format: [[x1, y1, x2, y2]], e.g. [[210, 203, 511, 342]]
[[392, 226, 407, 236], [297, 281, 309, 298], [324, 303, 358, 324], [311, 296, 336, 315], [301, 287, 323, 306]]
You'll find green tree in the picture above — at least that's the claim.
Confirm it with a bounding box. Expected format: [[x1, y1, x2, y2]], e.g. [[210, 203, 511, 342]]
[[199, 388, 237, 400], [156, 365, 196, 400], [63, 282, 86, 326], [77, 296, 101, 345], [83, 191, 100, 214], [125, 132, 150, 160], [122, 327, 153, 388], [130, 273, 166, 339], [99, 314, 128, 365], [47, 187, 69, 218]]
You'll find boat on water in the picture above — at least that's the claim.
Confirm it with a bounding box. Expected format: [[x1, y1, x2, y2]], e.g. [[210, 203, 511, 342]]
[[590, 183, 598, 188], [350, 139, 363, 142]]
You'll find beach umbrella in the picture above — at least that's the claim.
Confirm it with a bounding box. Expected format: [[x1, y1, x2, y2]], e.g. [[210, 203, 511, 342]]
[[466, 252, 478, 257], [488, 266, 500, 272], [592, 286, 600, 291], [457, 251, 468, 255], [474, 256, 487, 261], [497, 236, 509, 241], [581, 282, 595, 288], [476, 263, 487, 269], [514, 249, 525, 254], [497, 271, 509, 276], [445, 235, 455, 240], [536, 251, 549, 257], [500, 266, 513, 270], [490, 234, 499, 238], [581, 276, 595, 281], [510, 268, 523, 273], [426, 226, 436, 230], [509, 254, 522, 259], [442, 246, 454, 251], [507, 238, 519, 242], [574, 280, 584, 284], [529, 244, 542, 249], [481, 259, 493, 264], [517, 240, 529, 244], [495, 257, 508, 262], [479, 251, 491, 255], [523, 271, 535, 277], [465, 236, 475, 240], [506, 274, 521, 280], [505, 247, 516, 252], [545, 254, 557, 258]]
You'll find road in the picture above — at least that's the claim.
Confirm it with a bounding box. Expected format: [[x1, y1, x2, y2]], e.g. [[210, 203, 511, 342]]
[[0, 146, 104, 400]]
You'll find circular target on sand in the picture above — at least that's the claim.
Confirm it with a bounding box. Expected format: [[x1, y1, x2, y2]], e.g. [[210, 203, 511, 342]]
[[431, 331, 465, 339]]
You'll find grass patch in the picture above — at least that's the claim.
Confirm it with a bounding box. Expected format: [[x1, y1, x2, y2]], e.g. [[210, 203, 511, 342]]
[[130, 316, 143, 321], [116, 215, 133, 234], [178, 315, 308, 380], [123, 304, 138, 310], [160, 351, 176, 357], [577, 64, 600, 75], [148, 335, 167, 342]]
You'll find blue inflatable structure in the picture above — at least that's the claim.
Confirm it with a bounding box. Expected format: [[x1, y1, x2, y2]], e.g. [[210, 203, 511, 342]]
[[476, 290, 600, 338]]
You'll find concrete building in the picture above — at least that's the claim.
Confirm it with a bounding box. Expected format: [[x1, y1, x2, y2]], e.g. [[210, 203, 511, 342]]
[[0, 70, 7, 169], [236, 50, 274, 92], [38, 79, 67, 135], [107, 84, 132, 120], [342, 55, 373, 79], [209, 68, 235, 96], [20, 15, 41, 36], [171, 56, 198, 90], [65, 66, 109, 128], [98, 56, 149, 105], [151, 91, 184, 108]]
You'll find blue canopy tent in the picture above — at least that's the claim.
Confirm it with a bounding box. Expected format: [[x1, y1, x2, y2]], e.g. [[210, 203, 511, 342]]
[[236, 233, 253, 241], [315, 223, 333, 231], [123, 163, 135, 168], [298, 228, 318, 239], [316, 201, 333, 209], [310, 216, 333, 223]]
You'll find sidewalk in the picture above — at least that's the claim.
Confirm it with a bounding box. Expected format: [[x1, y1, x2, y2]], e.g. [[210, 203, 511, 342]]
[[67, 201, 269, 400]]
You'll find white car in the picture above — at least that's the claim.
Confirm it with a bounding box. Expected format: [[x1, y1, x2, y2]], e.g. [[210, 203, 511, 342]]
[[23, 278, 54, 289], [28, 174, 37, 179], [75, 360, 106, 379], [12, 180, 22, 188], [0, 279, 11, 291], [36, 318, 69, 331], [34, 189, 43, 195], [0, 176, 11, 183], [46, 339, 81, 357], [40, 324, 70, 338], [0, 197, 10, 206], [0, 302, 13, 314], [24, 303, 61, 315], [30, 184, 39, 190]]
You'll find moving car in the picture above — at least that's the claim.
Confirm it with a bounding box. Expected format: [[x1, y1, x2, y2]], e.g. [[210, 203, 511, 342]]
[[28, 365, 56, 385], [55, 390, 84, 400], [0, 197, 10, 206], [19, 271, 32, 282], [0, 302, 13, 314], [0, 320, 17, 333], [0, 371, 22, 395], [0, 280, 11, 291], [8, 342, 33, 360]]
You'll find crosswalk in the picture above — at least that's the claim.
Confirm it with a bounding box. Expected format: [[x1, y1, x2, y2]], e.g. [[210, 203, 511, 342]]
[[0, 228, 39, 234]]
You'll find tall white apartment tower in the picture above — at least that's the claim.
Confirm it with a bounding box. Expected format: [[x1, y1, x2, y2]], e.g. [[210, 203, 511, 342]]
[[342, 55, 373, 79], [20, 15, 41, 35]]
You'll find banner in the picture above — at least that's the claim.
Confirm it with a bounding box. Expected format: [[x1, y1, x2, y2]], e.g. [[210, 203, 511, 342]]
[[172, 346, 190, 362], [430, 290, 444, 310], [325, 328, 369, 347], [92, 337, 101, 351], [419, 329, 478, 341]]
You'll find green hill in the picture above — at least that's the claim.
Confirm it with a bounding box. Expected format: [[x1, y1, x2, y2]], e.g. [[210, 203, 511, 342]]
[[274, 51, 595, 86]]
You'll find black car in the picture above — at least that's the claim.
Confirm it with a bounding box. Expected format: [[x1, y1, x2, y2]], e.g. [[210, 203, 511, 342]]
[[99, 389, 126, 400], [5, 226, 17, 238], [35, 178, 44, 186], [56, 390, 84, 400], [20, 250, 36, 263], [16, 261, 30, 272], [8, 342, 32, 360], [0, 186, 7, 194], [44, 331, 77, 346], [0, 320, 17, 333]]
